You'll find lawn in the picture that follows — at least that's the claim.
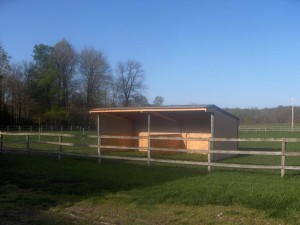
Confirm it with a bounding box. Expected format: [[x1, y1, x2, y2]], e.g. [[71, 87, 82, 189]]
[[1, 154, 300, 224], [223, 131, 300, 167]]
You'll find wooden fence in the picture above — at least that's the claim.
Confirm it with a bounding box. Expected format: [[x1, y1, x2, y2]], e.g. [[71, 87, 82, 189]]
[[1, 132, 300, 177], [239, 124, 300, 132]]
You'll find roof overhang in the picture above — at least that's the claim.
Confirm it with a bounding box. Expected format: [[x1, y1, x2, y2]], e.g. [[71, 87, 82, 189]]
[[89, 105, 211, 114], [89, 105, 239, 122]]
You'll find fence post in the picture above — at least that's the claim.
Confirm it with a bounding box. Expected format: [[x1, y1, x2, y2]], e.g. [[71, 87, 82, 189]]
[[97, 115, 101, 164], [58, 135, 62, 160], [281, 138, 286, 178], [147, 113, 151, 167], [26, 134, 30, 156], [208, 139, 211, 172]]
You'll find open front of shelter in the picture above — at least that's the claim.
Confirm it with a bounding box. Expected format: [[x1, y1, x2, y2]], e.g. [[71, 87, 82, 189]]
[[89, 105, 239, 161]]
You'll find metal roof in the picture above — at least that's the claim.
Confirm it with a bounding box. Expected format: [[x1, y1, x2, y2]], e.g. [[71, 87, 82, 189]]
[[89, 104, 213, 113], [89, 104, 239, 121]]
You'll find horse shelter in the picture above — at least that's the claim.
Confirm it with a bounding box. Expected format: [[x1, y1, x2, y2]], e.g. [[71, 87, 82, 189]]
[[89, 105, 239, 161]]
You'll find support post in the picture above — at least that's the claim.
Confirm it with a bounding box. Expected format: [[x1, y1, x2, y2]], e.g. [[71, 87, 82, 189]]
[[281, 138, 286, 178], [97, 115, 101, 164], [210, 113, 215, 162], [147, 113, 151, 167], [208, 139, 211, 172]]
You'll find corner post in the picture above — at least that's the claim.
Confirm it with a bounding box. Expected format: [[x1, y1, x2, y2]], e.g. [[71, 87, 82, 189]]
[[147, 113, 151, 167], [281, 138, 286, 178], [210, 113, 215, 164], [97, 115, 101, 164], [208, 139, 211, 172]]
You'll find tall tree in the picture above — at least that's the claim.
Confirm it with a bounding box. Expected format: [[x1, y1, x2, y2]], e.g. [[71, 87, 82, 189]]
[[79, 47, 111, 124], [0, 44, 11, 126], [52, 39, 77, 110], [0, 44, 10, 77], [5, 63, 28, 125], [28, 44, 57, 123], [116, 60, 146, 107]]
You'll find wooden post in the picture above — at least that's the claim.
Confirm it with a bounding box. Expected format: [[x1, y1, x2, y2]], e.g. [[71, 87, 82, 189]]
[[58, 135, 62, 160], [208, 139, 211, 172], [281, 138, 286, 178], [210, 113, 215, 162], [26, 134, 30, 156], [97, 115, 101, 164], [147, 113, 151, 167]]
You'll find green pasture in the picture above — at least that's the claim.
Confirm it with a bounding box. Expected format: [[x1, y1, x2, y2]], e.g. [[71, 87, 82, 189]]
[[1, 154, 300, 224], [233, 131, 300, 167], [3, 131, 300, 224]]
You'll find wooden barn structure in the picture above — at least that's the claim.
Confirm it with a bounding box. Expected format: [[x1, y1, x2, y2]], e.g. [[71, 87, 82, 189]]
[[89, 105, 239, 161]]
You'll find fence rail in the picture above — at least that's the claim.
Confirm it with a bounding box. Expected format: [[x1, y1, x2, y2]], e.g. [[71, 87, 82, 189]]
[[4, 124, 300, 133], [2, 132, 300, 177], [0, 125, 95, 133], [239, 125, 300, 132]]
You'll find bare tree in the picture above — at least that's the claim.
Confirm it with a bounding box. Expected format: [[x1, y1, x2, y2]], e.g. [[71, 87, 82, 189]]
[[79, 47, 111, 124], [0, 44, 11, 125], [153, 96, 164, 106], [116, 60, 146, 107]]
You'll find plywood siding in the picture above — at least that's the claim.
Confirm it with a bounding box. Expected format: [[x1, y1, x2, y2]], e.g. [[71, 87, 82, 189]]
[[135, 116, 211, 152], [101, 133, 134, 151], [183, 133, 211, 152], [138, 132, 182, 149], [100, 114, 133, 134], [99, 114, 134, 151]]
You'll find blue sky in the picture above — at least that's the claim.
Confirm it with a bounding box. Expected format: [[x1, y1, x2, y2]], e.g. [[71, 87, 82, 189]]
[[1, 0, 300, 108]]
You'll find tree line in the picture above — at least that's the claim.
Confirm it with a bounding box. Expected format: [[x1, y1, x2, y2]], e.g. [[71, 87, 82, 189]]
[[226, 106, 298, 125], [0, 39, 164, 127]]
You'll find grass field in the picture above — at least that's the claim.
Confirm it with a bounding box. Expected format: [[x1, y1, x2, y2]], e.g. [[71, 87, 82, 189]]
[[233, 131, 300, 167], [3, 131, 300, 224], [2, 154, 300, 225]]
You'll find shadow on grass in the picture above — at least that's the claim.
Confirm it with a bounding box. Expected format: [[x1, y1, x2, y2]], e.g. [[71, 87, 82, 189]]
[[0, 153, 207, 224]]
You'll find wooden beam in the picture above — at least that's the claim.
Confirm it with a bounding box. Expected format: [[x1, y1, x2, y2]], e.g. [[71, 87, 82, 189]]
[[90, 107, 207, 114], [147, 113, 151, 167]]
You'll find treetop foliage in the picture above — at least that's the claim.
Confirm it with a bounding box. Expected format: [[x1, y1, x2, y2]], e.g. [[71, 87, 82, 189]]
[[0, 40, 149, 127]]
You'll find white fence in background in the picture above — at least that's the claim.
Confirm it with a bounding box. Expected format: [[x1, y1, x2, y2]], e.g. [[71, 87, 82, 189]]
[[239, 125, 300, 132], [0, 125, 95, 133]]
